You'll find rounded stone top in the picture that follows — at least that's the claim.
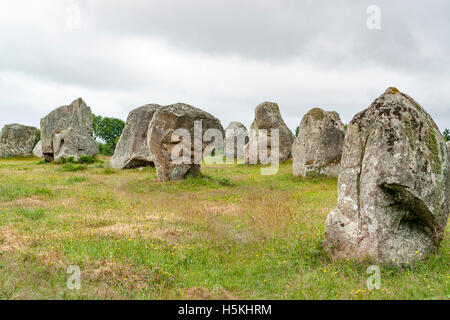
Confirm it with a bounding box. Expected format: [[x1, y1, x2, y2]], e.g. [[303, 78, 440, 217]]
[[226, 121, 247, 131], [384, 87, 400, 94], [3, 123, 37, 130], [306, 108, 327, 121]]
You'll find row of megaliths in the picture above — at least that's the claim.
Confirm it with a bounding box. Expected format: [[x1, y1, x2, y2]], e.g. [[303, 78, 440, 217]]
[[0, 98, 98, 161], [0, 87, 448, 266]]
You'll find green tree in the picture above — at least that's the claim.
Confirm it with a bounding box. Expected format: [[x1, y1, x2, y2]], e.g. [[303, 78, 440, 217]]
[[92, 115, 125, 155], [34, 129, 41, 148], [295, 126, 299, 137], [443, 128, 450, 142]]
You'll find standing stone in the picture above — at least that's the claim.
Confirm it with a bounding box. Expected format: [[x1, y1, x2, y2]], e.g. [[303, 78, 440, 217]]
[[447, 141, 450, 157], [52, 127, 99, 162], [323, 88, 450, 266], [225, 122, 249, 159], [292, 108, 345, 177], [110, 104, 160, 169], [245, 102, 294, 164], [0, 124, 37, 158], [33, 141, 43, 158], [40, 98, 98, 162], [148, 103, 224, 181]]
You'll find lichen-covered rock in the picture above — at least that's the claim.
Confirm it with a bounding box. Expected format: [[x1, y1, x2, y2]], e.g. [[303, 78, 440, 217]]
[[33, 140, 43, 158], [110, 104, 160, 169], [40, 98, 98, 162], [293, 108, 345, 177], [447, 141, 450, 157], [323, 87, 450, 266], [245, 102, 294, 164], [52, 127, 98, 162], [0, 124, 37, 158], [225, 122, 249, 159], [148, 103, 224, 181]]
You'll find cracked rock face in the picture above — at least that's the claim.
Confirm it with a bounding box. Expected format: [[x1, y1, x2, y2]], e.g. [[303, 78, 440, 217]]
[[52, 127, 99, 162], [225, 122, 249, 159], [0, 123, 37, 158], [323, 87, 450, 266], [40, 98, 98, 162], [148, 103, 224, 181], [245, 102, 294, 164], [293, 108, 345, 177], [110, 104, 160, 169]]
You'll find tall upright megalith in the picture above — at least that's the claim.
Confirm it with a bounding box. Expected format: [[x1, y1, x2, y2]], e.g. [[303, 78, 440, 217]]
[[323, 88, 450, 266], [245, 102, 294, 164], [293, 108, 345, 177], [148, 103, 224, 181], [225, 121, 249, 160], [40, 98, 98, 162], [110, 104, 160, 169]]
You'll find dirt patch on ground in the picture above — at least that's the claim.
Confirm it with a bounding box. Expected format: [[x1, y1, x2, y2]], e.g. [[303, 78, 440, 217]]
[[86, 223, 186, 243], [205, 204, 240, 215], [181, 287, 237, 300], [0, 227, 27, 252]]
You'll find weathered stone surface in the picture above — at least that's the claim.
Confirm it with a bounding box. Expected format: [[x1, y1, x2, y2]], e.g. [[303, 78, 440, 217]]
[[40, 98, 98, 161], [110, 104, 160, 169], [225, 122, 249, 159], [245, 102, 294, 164], [293, 108, 345, 177], [148, 103, 224, 181], [33, 140, 43, 158], [447, 141, 450, 157], [324, 87, 450, 266], [0, 124, 37, 158], [52, 127, 98, 162]]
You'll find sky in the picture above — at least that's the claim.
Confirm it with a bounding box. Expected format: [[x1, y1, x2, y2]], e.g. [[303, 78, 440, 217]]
[[0, 0, 449, 133]]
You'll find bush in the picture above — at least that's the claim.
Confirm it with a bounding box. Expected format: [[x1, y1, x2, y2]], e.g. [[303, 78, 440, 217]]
[[98, 143, 115, 156], [443, 129, 450, 142], [58, 155, 99, 164], [59, 163, 87, 172], [78, 155, 96, 164]]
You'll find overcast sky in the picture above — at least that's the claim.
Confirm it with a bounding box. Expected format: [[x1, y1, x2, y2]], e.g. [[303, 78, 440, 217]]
[[0, 0, 449, 133]]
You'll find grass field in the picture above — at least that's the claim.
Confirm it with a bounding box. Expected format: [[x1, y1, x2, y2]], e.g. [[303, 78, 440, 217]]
[[0, 157, 448, 300]]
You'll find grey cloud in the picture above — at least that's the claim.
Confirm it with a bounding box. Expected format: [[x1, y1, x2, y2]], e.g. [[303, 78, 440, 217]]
[[0, 0, 449, 132]]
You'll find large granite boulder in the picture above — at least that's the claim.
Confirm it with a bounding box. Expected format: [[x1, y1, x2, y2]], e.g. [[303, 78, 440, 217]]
[[52, 127, 98, 162], [0, 124, 38, 158], [323, 88, 450, 266], [110, 104, 160, 169], [40, 98, 98, 162], [245, 102, 294, 164], [33, 140, 43, 158], [293, 108, 345, 177], [225, 122, 249, 160], [148, 103, 224, 181]]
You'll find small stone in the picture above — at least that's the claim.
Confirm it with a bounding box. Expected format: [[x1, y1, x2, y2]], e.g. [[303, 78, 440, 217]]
[[33, 140, 43, 158]]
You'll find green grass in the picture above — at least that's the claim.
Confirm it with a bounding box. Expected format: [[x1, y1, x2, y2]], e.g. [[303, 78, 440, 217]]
[[0, 157, 448, 300]]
